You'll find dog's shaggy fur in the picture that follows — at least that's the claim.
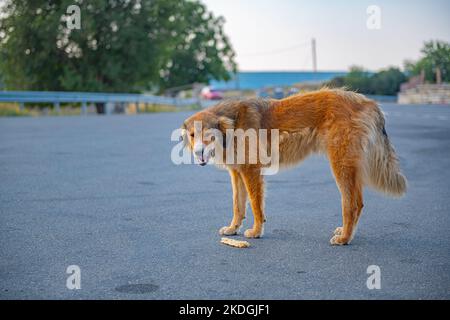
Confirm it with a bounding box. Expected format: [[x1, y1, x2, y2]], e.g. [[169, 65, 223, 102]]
[[181, 88, 407, 245]]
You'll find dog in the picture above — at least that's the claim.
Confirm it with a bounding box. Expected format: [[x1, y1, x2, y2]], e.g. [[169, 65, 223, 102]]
[[180, 88, 407, 245]]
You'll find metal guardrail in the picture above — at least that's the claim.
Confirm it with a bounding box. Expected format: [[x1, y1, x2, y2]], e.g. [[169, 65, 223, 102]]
[[0, 91, 199, 114]]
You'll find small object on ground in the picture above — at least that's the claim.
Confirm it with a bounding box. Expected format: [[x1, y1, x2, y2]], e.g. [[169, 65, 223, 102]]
[[220, 237, 250, 248]]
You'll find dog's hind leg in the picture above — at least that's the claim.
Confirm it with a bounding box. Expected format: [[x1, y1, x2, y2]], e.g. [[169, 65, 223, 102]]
[[334, 186, 364, 238], [219, 169, 248, 236], [240, 167, 265, 238], [328, 154, 364, 245]]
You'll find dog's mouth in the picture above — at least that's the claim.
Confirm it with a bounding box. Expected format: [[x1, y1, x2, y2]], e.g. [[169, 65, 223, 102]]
[[196, 155, 208, 166], [195, 147, 213, 167]]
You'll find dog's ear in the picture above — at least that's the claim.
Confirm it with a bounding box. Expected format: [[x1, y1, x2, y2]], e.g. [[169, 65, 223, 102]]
[[180, 123, 188, 147], [218, 116, 234, 132]]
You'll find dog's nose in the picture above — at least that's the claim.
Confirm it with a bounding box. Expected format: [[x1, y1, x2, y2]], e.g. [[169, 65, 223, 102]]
[[194, 148, 204, 160], [194, 148, 203, 156]]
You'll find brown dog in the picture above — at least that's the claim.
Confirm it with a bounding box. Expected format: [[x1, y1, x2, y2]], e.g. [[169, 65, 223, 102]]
[[181, 89, 407, 245]]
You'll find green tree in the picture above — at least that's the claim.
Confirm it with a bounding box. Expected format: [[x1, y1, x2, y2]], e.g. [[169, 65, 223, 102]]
[[345, 66, 372, 93], [0, 0, 236, 92], [327, 76, 345, 88], [158, 2, 236, 90], [370, 67, 406, 95], [328, 66, 406, 96], [404, 40, 450, 83]]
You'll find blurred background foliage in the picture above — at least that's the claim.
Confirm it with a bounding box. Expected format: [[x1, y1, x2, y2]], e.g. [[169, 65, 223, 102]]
[[404, 40, 450, 83], [0, 0, 448, 97], [0, 0, 237, 93], [328, 40, 450, 95], [328, 66, 406, 96]]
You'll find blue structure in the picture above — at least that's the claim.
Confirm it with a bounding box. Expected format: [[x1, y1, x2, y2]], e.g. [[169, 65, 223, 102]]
[[210, 71, 347, 90]]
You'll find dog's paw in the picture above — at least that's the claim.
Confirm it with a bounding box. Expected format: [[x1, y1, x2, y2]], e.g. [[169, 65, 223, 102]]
[[219, 226, 238, 236], [333, 227, 343, 235], [244, 228, 262, 238], [330, 235, 350, 246]]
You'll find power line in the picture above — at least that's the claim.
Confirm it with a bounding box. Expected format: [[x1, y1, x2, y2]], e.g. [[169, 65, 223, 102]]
[[301, 50, 311, 70]]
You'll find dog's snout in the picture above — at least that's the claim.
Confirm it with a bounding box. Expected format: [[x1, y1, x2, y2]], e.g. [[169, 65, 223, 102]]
[[193, 143, 206, 164], [194, 147, 204, 159]]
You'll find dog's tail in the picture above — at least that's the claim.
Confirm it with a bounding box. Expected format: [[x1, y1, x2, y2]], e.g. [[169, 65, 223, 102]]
[[363, 110, 407, 197]]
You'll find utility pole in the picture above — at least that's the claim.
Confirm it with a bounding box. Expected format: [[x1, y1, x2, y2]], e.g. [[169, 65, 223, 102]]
[[311, 38, 317, 72]]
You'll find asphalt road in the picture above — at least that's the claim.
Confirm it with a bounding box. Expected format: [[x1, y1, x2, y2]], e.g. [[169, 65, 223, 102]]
[[1, 103, 449, 299]]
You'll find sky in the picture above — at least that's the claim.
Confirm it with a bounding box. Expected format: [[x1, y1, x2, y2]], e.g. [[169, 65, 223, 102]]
[[202, 0, 450, 72]]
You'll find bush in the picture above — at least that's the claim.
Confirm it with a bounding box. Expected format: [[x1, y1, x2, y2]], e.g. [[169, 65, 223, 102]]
[[370, 68, 406, 95], [328, 66, 406, 96]]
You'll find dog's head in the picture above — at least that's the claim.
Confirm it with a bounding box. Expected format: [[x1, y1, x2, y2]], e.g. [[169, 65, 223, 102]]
[[181, 111, 234, 166]]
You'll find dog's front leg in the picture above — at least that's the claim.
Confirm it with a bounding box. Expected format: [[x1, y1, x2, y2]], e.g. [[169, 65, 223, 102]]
[[240, 167, 265, 238], [219, 169, 247, 236]]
